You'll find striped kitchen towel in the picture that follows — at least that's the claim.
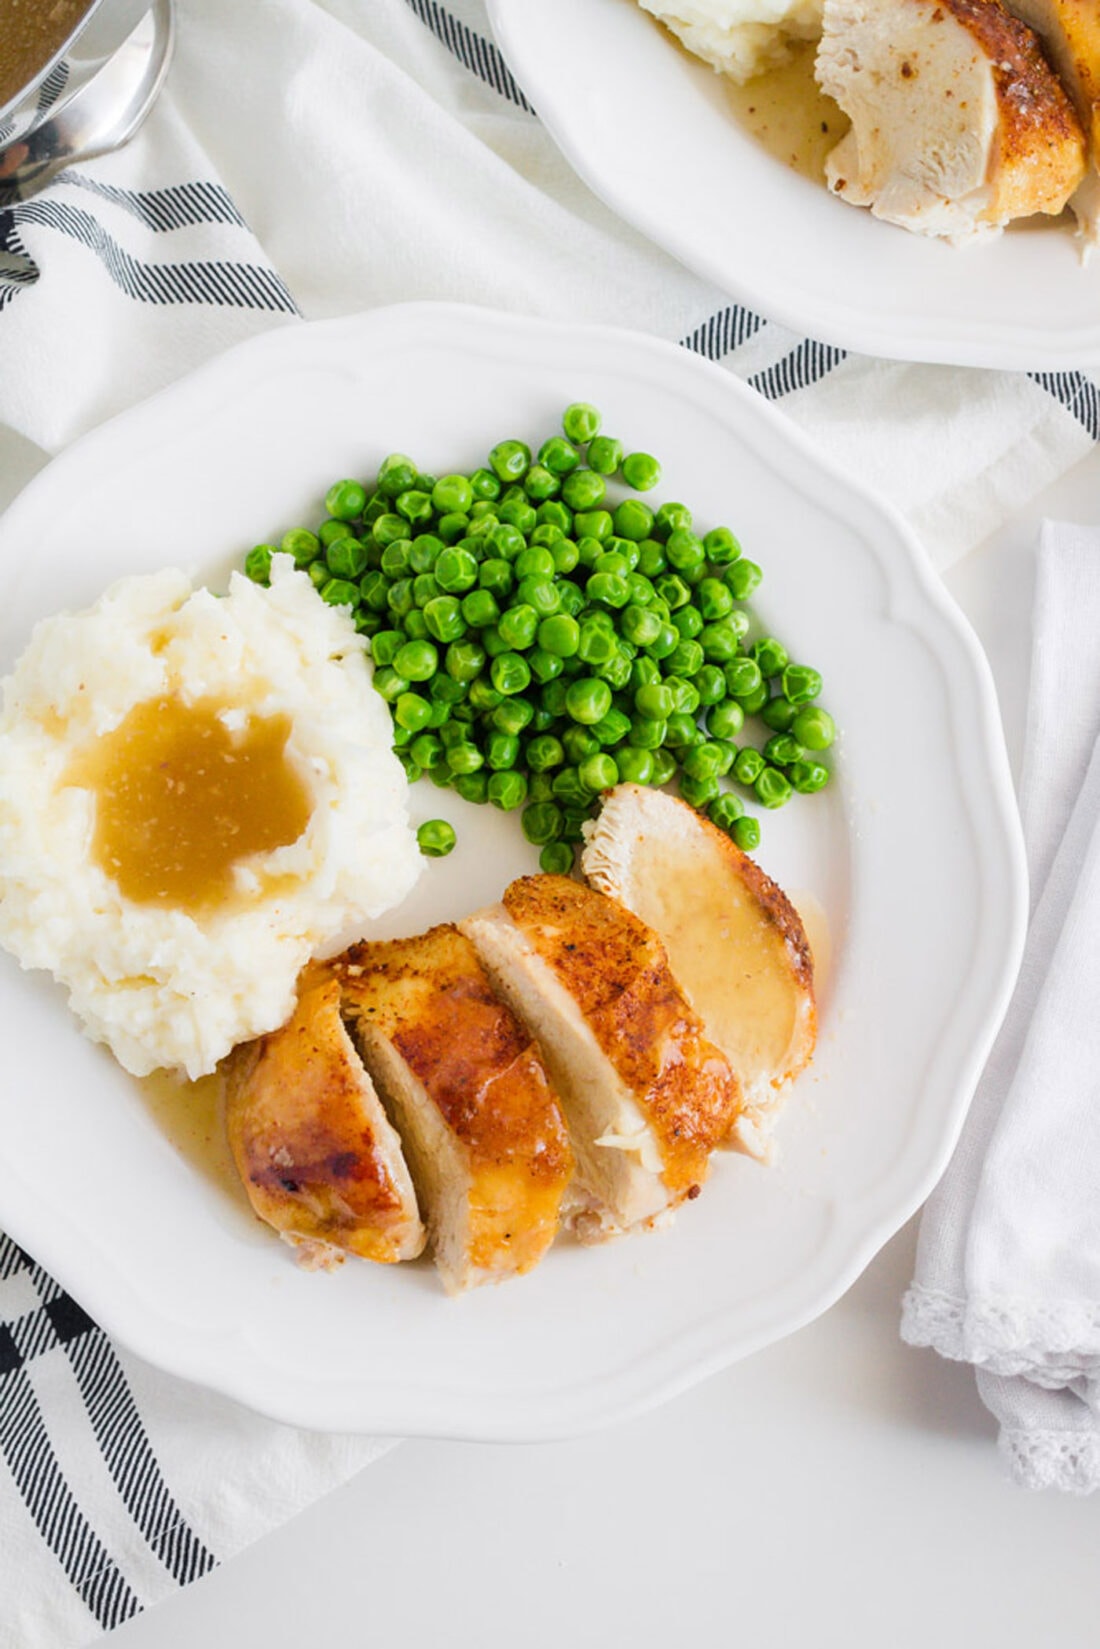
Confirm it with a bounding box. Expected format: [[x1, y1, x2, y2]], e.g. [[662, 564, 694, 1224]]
[[0, 1, 1098, 1643]]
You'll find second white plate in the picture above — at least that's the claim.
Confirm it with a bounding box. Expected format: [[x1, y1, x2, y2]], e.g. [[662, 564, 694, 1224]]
[[488, 0, 1100, 369]]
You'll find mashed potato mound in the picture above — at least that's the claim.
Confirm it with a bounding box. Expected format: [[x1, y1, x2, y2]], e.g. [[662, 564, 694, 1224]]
[[0, 556, 422, 1079], [639, 0, 823, 82]]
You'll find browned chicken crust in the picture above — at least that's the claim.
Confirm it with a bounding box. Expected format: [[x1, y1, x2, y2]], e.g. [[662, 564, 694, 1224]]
[[335, 924, 574, 1287], [946, 0, 1086, 221], [500, 876, 740, 1197], [224, 965, 425, 1266]]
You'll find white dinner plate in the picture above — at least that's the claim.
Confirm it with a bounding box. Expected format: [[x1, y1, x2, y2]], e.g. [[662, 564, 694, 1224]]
[[487, 0, 1100, 370], [0, 303, 1025, 1438]]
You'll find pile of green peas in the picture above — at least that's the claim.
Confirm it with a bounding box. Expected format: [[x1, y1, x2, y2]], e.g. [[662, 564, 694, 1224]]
[[243, 403, 835, 867]]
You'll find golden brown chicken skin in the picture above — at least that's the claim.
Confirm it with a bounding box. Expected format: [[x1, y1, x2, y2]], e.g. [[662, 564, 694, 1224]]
[[224, 964, 425, 1268], [335, 924, 574, 1293]]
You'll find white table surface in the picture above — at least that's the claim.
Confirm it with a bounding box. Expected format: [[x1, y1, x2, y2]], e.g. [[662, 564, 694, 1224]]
[[4, 434, 1099, 1648]]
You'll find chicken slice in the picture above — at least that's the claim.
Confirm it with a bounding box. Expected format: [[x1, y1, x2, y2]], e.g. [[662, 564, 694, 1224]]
[[816, 0, 1086, 242], [335, 925, 573, 1294], [462, 876, 740, 1240], [1001, 0, 1100, 241], [581, 785, 816, 1163], [224, 964, 425, 1270]]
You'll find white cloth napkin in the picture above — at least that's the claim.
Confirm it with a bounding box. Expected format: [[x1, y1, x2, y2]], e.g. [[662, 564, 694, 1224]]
[[902, 521, 1100, 1494], [2, 1, 1100, 1641]]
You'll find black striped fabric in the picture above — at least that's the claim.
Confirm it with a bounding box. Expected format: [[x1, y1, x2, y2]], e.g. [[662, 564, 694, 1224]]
[[0, 1238, 217, 1630], [402, 0, 534, 111]]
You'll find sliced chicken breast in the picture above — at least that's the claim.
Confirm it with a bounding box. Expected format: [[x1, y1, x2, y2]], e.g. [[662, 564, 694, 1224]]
[[1002, 0, 1100, 240], [335, 924, 573, 1294], [582, 785, 815, 1162], [817, 0, 1086, 241], [224, 964, 425, 1270], [462, 876, 740, 1240]]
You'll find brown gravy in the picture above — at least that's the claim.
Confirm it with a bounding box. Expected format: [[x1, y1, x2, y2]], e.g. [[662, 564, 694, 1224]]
[[725, 41, 849, 184], [64, 695, 313, 914], [0, 0, 94, 110]]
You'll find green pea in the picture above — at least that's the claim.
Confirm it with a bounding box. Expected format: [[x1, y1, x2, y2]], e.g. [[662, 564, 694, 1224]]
[[758, 697, 793, 735], [631, 656, 661, 691], [551, 539, 580, 576], [373, 666, 409, 704], [551, 766, 597, 808], [620, 605, 662, 648], [320, 578, 359, 608], [393, 639, 438, 683], [695, 577, 734, 621], [792, 706, 836, 751], [541, 680, 569, 718], [636, 540, 667, 579], [724, 656, 762, 698], [737, 681, 770, 716], [489, 440, 531, 484], [537, 500, 573, 534], [764, 734, 804, 767], [789, 759, 830, 794], [355, 612, 384, 639], [323, 479, 366, 521], [732, 815, 761, 852], [586, 571, 631, 609], [452, 771, 488, 804], [665, 530, 705, 574], [373, 513, 413, 550], [539, 436, 581, 477], [446, 743, 485, 776], [557, 581, 585, 618], [461, 589, 499, 630], [646, 622, 679, 660], [444, 638, 485, 683], [628, 715, 667, 751], [694, 665, 727, 707], [579, 752, 618, 792], [655, 574, 691, 611], [587, 436, 623, 475], [492, 698, 534, 735], [703, 526, 741, 565], [665, 711, 703, 750], [394, 691, 433, 733], [435, 547, 478, 594], [522, 801, 564, 845], [733, 747, 766, 786], [528, 772, 555, 803], [498, 497, 538, 536], [282, 527, 320, 567], [562, 725, 600, 764], [565, 677, 613, 725], [492, 605, 534, 652], [562, 402, 601, 444], [611, 499, 654, 543], [707, 793, 745, 834], [431, 474, 473, 515], [488, 770, 528, 811], [469, 467, 501, 501], [615, 746, 654, 785], [517, 577, 561, 618], [539, 841, 575, 875], [308, 561, 330, 590], [671, 606, 704, 641], [245, 545, 274, 584], [415, 817, 457, 857], [437, 511, 469, 545], [754, 767, 792, 809], [634, 681, 674, 721], [591, 707, 632, 747], [479, 558, 514, 601], [370, 629, 404, 668], [533, 614, 577, 658], [667, 639, 704, 677], [410, 733, 445, 771], [396, 489, 433, 527], [577, 618, 618, 667], [467, 678, 501, 713], [524, 464, 560, 502], [487, 731, 521, 770], [680, 771, 720, 809], [573, 509, 613, 542], [561, 469, 607, 512], [751, 637, 788, 679], [526, 733, 565, 771], [424, 596, 467, 645], [377, 454, 418, 498], [321, 536, 364, 582], [491, 652, 532, 696], [529, 647, 565, 684], [650, 747, 677, 787], [596, 650, 633, 692], [781, 664, 823, 705], [706, 699, 745, 741], [725, 559, 762, 600], [619, 451, 658, 491]]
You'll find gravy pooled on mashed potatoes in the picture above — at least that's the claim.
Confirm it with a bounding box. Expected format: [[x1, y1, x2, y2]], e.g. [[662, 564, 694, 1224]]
[[0, 556, 421, 1078]]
